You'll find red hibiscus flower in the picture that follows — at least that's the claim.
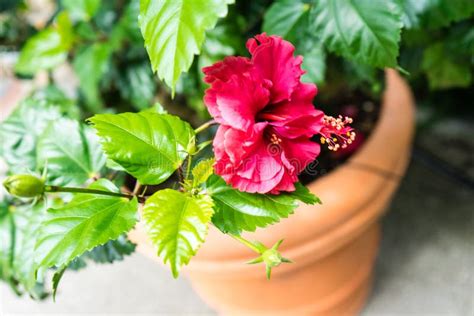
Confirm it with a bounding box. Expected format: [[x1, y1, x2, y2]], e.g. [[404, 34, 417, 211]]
[[203, 33, 354, 194]]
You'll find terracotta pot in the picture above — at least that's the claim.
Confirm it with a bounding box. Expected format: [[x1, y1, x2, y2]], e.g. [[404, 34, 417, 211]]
[[130, 70, 415, 315]]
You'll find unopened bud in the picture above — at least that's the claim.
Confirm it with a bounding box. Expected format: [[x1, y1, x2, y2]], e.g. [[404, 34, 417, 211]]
[[3, 174, 45, 198]]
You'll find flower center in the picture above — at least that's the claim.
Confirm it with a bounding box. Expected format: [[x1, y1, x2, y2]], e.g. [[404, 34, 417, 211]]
[[269, 133, 282, 145], [319, 115, 356, 151]]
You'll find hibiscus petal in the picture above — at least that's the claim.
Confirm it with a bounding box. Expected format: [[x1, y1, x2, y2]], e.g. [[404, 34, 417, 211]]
[[247, 33, 305, 104], [281, 138, 320, 174], [203, 56, 252, 84]]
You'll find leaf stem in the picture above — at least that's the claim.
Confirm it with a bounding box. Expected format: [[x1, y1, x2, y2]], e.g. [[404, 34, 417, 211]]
[[195, 120, 216, 134], [44, 186, 146, 203], [185, 155, 193, 180], [229, 234, 262, 254]]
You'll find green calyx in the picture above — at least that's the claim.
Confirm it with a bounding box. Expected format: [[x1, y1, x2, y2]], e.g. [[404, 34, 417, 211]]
[[247, 239, 292, 280], [3, 174, 45, 198]]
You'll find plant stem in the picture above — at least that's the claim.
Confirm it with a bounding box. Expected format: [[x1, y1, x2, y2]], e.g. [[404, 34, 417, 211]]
[[229, 233, 262, 254], [195, 120, 216, 134], [44, 185, 145, 203], [185, 155, 193, 180]]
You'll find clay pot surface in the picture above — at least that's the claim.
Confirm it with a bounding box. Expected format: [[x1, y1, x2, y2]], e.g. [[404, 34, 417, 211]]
[[130, 70, 415, 315]]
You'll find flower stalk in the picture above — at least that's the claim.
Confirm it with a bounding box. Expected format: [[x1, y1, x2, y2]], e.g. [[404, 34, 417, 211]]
[[44, 185, 146, 203]]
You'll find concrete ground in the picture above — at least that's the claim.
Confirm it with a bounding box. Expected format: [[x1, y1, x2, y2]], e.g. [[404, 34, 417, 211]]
[[1, 155, 472, 315]]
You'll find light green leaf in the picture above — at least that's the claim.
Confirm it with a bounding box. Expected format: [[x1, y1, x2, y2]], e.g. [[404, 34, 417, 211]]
[[206, 175, 319, 234], [37, 118, 106, 186], [421, 42, 472, 90], [143, 189, 214, 277], [139, 0, 234, 92], [311, 0, 403, 67], [263, 0, 310, 39], [73, 43, 112, 111], [192, 158, 215, 187], [15, 13, 74, 75], [88, 112, 194, 185], [62, 0, 101, 21], [35, 179, 138, 271]]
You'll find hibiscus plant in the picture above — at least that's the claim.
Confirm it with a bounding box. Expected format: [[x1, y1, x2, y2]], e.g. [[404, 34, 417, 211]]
[[1, 0, 473, 301]]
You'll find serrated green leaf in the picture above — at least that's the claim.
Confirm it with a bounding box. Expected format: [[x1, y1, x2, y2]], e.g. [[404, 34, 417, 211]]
[[263, 0, 310, 39], [206, 175, 318, 234], [139, 0, 234, 92], [143, 189, 214, 277], [37, 118, 106, 186], [421, 42, 472, 90], [73, 42, 112, 111], [35, 179, 138, 272], [15, 13, 74, 75], [62, 0, 100, 21], [0, 97, 63, 173], [192, 158, 215, 187], [88, 112, 194, 185], [68, 236, 136, 270], [311, 0, 403, 68]]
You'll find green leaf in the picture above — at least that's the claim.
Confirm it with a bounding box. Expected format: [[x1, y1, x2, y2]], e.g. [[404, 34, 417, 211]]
[[84, 235, 136, 263], [117, 62, 156, 110], [301, 44, 326, 85], [394, 0, 430, 29], [192, 158, 215, 187], [73, 43, 112, 111], [35, 179, 138, 272], [37, 118, 106, 186], [263, 0, 310, 39], [62, 0, 101, 21], [139, 0, 234, 92], [68, 236, 136, 270], [206, 175, 318, 235], [15, 13, 74, 75], [88, 112, 195, 185], [0, 96, 63, 173], [418, 0, 474, 29], [421, 42, 472, 90], [142, 189, 214, 277], [311, 0, 403, 67]]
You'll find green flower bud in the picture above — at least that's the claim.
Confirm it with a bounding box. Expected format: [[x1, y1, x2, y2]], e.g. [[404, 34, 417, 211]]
[[3, 174, 45, 198]]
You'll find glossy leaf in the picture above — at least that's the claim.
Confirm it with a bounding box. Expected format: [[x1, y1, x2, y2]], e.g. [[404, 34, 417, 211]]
[[263, 0, 310, 40], [73, 43, 112, 110], [15, 13, 73, 75], [37, 118, 106, 186], [139, 0, 234, 92], [88, 112, 194, 185], [311, 0, 403, 67], [207, 175, 319, 234], [143, 189, 214, 277], [35, 179, 138, 271]]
